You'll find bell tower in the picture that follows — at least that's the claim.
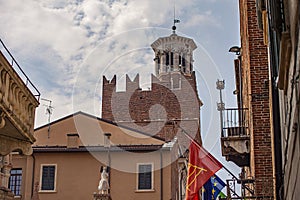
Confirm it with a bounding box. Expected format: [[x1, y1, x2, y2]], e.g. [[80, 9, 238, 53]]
[[102, 25, 202, 143], [151, 27, 197, 78]]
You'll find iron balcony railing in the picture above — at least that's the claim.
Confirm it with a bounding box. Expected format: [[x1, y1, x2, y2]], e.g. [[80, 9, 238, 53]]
[[221, 108, 249, 137], [0, 39, 40, 101], [220, 177, 274, 200]]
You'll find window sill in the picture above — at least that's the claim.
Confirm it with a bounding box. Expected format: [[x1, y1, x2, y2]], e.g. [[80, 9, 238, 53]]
[[135, 189, 155, 193], [39, 190, 57, 193]]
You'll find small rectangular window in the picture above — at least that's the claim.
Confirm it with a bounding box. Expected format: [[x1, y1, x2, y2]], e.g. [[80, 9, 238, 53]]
[[40, 165, 56, 191], [138, 164, 153, 190], [9, 168, 22, 196]]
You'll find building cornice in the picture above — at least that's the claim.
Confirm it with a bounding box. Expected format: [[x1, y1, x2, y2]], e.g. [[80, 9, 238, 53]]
[[32, 144, 169, 153]]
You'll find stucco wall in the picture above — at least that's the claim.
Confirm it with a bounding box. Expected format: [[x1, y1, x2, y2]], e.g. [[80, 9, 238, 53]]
[[12, 150, 172, 200]]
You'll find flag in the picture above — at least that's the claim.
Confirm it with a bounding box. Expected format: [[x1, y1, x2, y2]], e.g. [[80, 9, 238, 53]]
[[203, 175, 226, 200], [174, 19, 180, 23], [186, 141, 223, 200], [218, 191, 227, 199]]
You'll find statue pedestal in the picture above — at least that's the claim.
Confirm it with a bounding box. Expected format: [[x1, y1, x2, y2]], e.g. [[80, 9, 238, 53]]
[[93, 193, 112, 200]]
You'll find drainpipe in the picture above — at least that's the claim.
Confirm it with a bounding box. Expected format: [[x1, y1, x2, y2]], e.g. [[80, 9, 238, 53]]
[[267, 9, 284, 198], [271, 75, 283, 200], [31, 154, 36, 199], [160, 149, 163, 200]]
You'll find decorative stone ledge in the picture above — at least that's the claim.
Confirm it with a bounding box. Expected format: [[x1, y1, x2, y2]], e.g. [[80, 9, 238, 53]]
[[0, 135, 32, 156], [221, 136, 250, 167], [93, 193, 112, 200]]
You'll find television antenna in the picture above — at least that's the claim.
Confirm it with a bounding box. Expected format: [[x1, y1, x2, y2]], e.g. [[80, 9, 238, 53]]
[[41, 98, 54, 138]]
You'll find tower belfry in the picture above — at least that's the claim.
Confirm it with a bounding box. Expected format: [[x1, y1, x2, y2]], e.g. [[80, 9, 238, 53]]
[[151, 32, 197, 78]]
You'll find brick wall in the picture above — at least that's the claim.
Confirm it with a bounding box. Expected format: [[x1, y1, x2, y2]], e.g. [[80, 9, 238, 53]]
[[102, 71, 202, 199], [239, 0, 275, 197], [101, 72, 202, 144]]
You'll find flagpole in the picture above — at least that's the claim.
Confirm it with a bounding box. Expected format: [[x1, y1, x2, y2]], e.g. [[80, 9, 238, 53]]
[[221, 165, 254, 195], [178, 125, 254, 197]]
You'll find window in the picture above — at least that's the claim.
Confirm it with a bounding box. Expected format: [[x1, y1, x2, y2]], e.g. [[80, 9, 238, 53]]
[[179, 53, 187, 73], [9, 168, 22, 196], [166, 52, 170, 66], [179, 55, 182, 65], [182, 54, 186, 67], [40, 165, 56, 191], [137, 164, 153, 190]]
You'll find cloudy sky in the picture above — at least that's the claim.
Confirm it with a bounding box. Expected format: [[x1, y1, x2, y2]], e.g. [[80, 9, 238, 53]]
[[0, 0, 241, 176]]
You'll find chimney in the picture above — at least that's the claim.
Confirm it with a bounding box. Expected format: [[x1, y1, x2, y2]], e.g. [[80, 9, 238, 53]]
[[67, 133, 79, 148]]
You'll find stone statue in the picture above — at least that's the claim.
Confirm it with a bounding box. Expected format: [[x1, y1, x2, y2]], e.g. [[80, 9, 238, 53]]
[[98, 166, 110, 194]]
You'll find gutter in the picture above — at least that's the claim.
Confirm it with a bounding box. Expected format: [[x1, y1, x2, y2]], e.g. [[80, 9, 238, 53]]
[[32, 145, 165, 153], [30, 154, 36, 198]]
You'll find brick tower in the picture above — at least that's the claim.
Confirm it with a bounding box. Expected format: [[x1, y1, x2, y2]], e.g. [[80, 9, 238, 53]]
[[102, 29, 202, 145]]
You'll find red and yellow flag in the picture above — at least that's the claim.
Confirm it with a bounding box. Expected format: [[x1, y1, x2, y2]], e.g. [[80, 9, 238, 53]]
[[185, 141, 223, 200]]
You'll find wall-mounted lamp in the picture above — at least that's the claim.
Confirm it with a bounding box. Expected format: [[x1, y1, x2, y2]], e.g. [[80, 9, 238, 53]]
[[229, 46, 241, 55], [233, 89, 239, 95]]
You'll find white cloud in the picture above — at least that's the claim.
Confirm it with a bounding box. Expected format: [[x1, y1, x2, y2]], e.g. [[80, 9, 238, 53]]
[[183, 10, 221, 28], [0, 0, 238, 136]]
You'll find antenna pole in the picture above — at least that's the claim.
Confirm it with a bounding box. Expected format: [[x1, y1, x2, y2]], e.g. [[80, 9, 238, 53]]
[[41, 98, 54, 138], [173, 0, 176, 26]]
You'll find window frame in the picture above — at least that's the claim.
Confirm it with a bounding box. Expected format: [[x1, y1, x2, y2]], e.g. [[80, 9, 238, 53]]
[[39, 164, 57, 192], [9, 168, 22, 196], [136, 163, 154, 191]]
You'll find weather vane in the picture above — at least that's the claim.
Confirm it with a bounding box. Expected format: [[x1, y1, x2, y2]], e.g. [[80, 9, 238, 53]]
[[172, 0, 180, 34]]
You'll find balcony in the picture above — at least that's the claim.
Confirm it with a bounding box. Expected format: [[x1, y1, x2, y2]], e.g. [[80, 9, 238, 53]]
[[0, 39, 40, 156], [220, 177, 274, 200], [220, 108, 250, 167]]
